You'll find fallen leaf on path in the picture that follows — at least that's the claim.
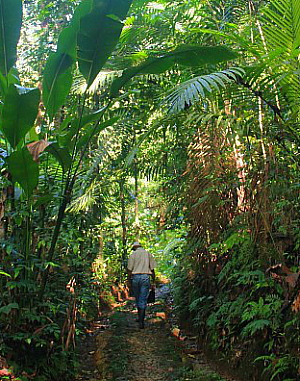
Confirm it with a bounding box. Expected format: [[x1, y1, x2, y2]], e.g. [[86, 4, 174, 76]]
[[172, 328, 181, 338], [0, 368, 12, 376], [292, 291, 300, 312], [155, 312, 167, 319]]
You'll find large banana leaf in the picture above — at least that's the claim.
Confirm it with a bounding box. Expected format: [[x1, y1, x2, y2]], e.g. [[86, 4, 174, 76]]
[[7, 147, 39, 197], [42, 0, 94, 120], [0, 0, 22, 77], [77, 0, 132, 87], [0, 85, 40, 148], [42, 51, 74, 121], [110, 45, 238, 97]]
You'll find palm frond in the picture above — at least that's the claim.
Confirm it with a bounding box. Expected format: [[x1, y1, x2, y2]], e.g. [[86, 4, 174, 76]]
[[68, 180, 99, 213], [261, 0, 300, 108], [165, 67, 245, 114], [262, 0, 300, 52]]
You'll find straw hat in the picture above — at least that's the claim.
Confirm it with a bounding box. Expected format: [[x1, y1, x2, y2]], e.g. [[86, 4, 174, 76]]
[[132, 241, 141, 249]]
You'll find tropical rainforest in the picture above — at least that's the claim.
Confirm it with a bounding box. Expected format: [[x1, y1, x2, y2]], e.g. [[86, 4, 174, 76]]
[[0, 0, 300, 380]]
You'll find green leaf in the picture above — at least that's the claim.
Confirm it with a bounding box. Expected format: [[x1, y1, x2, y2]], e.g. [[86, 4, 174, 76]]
[[172, 45, 238, 66], [7, 147, 39, 196], [165, 68, 245, 114], [0, 0, 22, 77], [0, 66, 20, 96], [42, 52, 73, 121], [0, 270, 11, 277], [242, 319, 270, 337], [57, 25, 77, 58], [71, 0, 93, 28], [46, 143, 71, 172], [42, 17, 81, 121], [0, 85, 40, 148], [0, 302, 19, 314], [77, 0, 132, 86], [42, 0, 102, 120], [0, 71, 6, 94], [110, 45, 238, 97]]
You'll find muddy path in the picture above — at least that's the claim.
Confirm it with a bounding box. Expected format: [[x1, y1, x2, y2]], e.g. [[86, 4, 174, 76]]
[[75, 287, 237, 381]]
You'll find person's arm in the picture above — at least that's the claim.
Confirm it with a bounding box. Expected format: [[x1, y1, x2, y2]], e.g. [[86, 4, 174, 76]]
[[149, 253, 156, 288], [127, 269, 132, 282], [127, 255, 133, 288], [151, 269, 155, 289]]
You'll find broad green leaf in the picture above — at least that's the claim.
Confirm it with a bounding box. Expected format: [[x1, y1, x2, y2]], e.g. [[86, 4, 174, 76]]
[[110, 45, 238, 97], [46, 143, 71, 172], [0, 302, 19, 314], [0, 71, 6, 95], [71, 0, 93, 28], [0, 0, 22, 77], [0, 85, 40, 148], [77, 0, 132, 86], [57, 26, 77, 58], [42, 20, 80, 121], [0, 63, 20, 96], [172, 45, 238, 66], [43, 52, 73, 121], [28, 126, 39, 142], [7, 148, 39, 196], [41, 0, 109, 120]]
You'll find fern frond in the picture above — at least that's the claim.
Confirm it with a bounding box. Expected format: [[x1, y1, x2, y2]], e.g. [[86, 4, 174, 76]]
[[165, 68, 245, 114]]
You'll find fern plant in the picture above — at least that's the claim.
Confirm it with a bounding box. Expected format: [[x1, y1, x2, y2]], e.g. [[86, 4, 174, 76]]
[[241, 296, 282, 337], [255, 353, 298, 381]]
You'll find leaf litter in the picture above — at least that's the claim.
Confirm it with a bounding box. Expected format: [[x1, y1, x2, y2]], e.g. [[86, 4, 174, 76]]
[[75, 284, 238, 381]]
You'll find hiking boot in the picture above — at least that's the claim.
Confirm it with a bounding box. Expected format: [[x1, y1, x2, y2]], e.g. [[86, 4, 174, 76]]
[[138, 308, 146, 329], [136, 308, 141, 322]]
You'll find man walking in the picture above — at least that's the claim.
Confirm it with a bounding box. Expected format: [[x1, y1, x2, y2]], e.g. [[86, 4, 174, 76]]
[[127, 242, 156, 329]]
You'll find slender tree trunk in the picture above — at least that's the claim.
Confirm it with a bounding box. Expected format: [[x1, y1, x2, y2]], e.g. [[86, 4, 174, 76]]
[[133, 159, 140, 240], [119, 178, 127, 275], [225, 100, 247, 212]]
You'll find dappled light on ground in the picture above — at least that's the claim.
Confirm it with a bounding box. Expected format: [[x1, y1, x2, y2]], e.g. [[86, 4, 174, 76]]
[[76, 286, 234, 381]]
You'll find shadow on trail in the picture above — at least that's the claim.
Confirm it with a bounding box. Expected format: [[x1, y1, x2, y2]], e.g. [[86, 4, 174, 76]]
[[76, 285, 235, 381]]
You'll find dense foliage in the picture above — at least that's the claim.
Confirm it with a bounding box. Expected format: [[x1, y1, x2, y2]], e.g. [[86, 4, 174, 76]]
[[0, 0, 299, 380]]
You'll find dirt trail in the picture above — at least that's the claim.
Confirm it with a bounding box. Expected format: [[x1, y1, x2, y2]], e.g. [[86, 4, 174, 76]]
[[76, 286, 236, 381]]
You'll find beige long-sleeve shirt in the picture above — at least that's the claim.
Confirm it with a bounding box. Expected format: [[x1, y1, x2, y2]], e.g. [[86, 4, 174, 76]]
[[127, 247, 156, 274]]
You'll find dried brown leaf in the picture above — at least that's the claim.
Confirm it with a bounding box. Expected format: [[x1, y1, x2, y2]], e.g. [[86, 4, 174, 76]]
[[27, 139, 50, 162]]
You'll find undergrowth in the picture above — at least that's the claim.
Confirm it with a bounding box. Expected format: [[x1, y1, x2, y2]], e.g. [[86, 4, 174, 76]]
[[171, 236, 300, 381], [173, 367, 227, 381]]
